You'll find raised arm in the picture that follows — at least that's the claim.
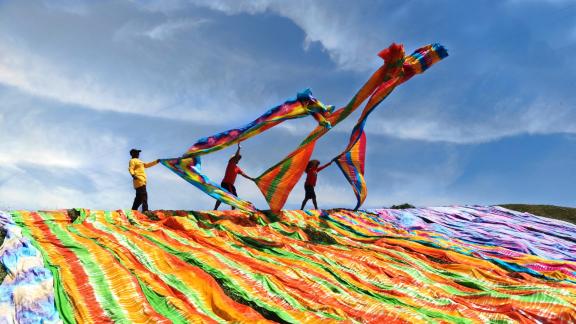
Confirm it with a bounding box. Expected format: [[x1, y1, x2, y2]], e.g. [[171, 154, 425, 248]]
[[235, 142, 241, 157]]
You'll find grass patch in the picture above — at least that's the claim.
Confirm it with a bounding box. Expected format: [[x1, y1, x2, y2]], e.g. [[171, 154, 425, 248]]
[[500, 204, 576, 225], [390, 203, 415, 209]]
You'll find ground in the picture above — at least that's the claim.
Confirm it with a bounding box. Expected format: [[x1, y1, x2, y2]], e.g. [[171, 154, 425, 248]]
[[1, 204, 575, 286]]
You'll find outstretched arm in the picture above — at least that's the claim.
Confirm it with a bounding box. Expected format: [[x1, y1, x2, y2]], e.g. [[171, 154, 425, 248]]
[[144, 159, 160, 168], [318, 160, 333, 172], [238, 169, 255, 181]]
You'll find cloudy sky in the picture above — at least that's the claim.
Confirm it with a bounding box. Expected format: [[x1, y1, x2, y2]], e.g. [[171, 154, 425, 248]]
[[1, 0, 575, 210]]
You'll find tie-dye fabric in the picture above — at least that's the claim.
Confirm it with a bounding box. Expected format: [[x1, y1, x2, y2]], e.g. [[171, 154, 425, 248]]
[[160, 44, 446, 212], [256, 43, 448, 211], [0, 211, 61, 323], [334, 131, 367, 210], [3, 206, 575, 322], [159, 157, 257, 212], [331, 44, 448, 210], [183, 89, 333, 158], [163, 89, 332, 211]]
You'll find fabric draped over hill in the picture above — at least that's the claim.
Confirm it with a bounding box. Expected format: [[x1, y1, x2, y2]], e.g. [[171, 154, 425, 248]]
[[2, 207, 575, 322]]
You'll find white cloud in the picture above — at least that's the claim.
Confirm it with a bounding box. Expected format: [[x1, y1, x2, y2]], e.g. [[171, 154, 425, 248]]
[[0, 39, 171, 117], [144, 18, 210, 40], [363, 94, 576, 144], [137, 0, 383, 71], [41, 0, 91, 15]]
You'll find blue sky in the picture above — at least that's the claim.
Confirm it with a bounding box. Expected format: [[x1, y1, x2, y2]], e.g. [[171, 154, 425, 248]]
[[1, 0, 575, 210]]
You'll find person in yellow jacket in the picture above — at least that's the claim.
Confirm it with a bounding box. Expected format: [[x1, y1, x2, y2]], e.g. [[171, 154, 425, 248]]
[[129, 149, 159, 212]]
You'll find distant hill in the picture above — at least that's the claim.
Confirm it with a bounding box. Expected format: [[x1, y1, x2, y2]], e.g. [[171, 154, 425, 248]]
[[500, 204, 576, 225]]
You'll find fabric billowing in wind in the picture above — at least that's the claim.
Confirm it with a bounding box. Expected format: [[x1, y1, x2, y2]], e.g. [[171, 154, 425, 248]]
[[256, 43, 448, 211], [161, 43, 447, 211]]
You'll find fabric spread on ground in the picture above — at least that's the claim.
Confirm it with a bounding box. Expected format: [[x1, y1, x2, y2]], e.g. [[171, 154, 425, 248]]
[[0, 211, 60, 323], [0, 206, 575, 323]]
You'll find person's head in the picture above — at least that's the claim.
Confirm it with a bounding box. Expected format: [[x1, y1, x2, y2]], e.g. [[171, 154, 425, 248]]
[[307, 159, 320, 171], [130, 149, 141, 158], [230, 154, 242, 163]]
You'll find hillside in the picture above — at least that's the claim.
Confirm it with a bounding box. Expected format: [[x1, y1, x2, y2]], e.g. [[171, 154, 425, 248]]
[[501, 204, 576, 225], [1, 206, 575, 322]]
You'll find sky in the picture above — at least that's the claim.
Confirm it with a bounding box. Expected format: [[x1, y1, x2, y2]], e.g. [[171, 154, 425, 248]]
[[1, 0, 575, 210]]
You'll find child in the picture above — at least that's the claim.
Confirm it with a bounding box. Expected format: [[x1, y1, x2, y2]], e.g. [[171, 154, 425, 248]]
[[214, 144, 253, 210], [301, 159, 332, 210]]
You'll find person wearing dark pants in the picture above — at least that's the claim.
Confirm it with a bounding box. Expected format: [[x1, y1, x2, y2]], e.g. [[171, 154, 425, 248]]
[[128, 149, 159, 212], [132, 185, 149, 211], [214, 144, 253, 210], [301, 159, 331, 210]]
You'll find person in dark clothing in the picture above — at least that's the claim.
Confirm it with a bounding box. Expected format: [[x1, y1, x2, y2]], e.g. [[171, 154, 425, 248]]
[[214, 144, 253, 210], [301, 159, 331, 210], [128, 149, 159, 212]]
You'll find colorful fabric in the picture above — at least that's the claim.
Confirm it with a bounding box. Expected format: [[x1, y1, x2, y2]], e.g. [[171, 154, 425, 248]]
[[332, 43, 448, 210], [163, 89, 331, 211], [0, 211, 61, 323], [256, 43, 448, 211], [160, 157, 257, 212], [255, 141, 317, 211], [183, 89, 333, 158], [3, 206, 576, 322], [160, 44, 446, 211], [334, 131, 367, 210]]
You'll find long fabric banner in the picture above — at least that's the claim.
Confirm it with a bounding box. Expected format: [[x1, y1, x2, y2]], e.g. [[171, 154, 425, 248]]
[[162, 90, 333, 212], [334, 131, 367, 210], [160, 157, 258, 212], [256, 43, 448, 211], [183, 89, 333, 158], [161, 43, 447, 211], [3, 206, 576, 322], [332, 43, 448, 210]]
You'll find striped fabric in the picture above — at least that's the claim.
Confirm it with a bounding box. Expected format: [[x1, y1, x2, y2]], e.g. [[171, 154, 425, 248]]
[[163, 89, 332, 211], [256, 43, 448, 211], [334, 131, 367, 210], [160, 157, 257, 212], [159, 43, 446, 212], [255, 142, 317, 211], [183, 89, 333, 158], [331, 44, 448, 210], [3, 206, 575, 322]]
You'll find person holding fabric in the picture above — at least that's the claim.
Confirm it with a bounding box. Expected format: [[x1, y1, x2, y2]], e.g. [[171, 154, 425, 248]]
[[301, 159, 332, 210], [129, 149, 159, 212], [214, 144, 254, 210]]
